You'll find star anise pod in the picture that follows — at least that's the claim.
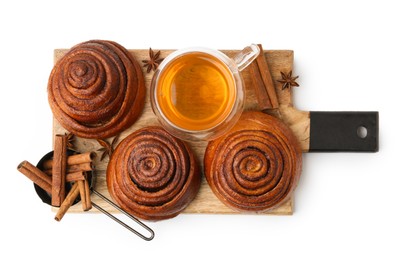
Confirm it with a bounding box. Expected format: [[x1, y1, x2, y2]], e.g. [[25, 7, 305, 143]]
[[65, 132, 76, 151], [142, 48, 164, 73], [278, 70, 299, 90], [97, 134, 120, 161]]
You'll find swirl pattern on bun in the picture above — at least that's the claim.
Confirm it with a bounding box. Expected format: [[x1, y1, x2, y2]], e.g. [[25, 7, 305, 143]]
[[48, 40, 145, 139], [204, 111, 302, 212], [107, 126, 201, 220]]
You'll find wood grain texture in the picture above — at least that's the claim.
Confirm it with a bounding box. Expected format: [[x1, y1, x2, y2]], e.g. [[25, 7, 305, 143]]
[[52, 48, 309, 215]]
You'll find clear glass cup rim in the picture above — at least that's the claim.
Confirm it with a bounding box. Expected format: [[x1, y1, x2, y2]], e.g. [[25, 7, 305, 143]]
[[156, 47, 240, 74], [151, 48, 243, 135], [149, 45, 263, 141]]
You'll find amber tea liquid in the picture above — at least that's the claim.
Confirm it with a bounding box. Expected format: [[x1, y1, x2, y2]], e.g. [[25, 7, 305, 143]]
[[156, 52, 236, 131]]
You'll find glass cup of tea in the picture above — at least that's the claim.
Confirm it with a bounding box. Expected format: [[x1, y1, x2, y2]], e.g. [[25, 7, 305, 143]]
[[150, 44, 260, 141]]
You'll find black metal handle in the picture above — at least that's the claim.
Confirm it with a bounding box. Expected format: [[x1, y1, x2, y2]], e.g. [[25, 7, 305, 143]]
[[309, 111, 379, 152]]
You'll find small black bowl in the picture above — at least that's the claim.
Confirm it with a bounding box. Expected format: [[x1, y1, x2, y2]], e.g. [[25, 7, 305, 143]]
[[34, 150, 93, 206]]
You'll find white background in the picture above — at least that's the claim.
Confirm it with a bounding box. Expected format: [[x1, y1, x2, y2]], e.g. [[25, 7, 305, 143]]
[[1, 0, 400, 259]]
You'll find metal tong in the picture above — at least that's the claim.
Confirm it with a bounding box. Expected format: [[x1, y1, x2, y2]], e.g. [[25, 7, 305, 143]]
[[91, 189, 154, 241]]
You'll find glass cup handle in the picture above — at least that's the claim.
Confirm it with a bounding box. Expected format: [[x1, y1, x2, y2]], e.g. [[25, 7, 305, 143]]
[[232, 44, 260, 71]]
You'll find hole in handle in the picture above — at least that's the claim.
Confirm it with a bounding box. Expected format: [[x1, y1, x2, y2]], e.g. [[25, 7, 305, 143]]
[[357, 126, 368, 139]]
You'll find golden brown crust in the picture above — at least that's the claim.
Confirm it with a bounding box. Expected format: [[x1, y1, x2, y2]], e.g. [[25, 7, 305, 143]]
[[106, 126, 201, 220], [48, 40, 145, 139], [204, 111, 302, 213]]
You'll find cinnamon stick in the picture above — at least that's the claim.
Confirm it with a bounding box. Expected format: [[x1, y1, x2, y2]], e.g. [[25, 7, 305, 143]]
[[17, 160, 52, 194], [68, 162, 93, 172], [44, 162, 93, 175], [249, 44, 279, 111], [66, 171, 86, 182], [52, 135, 67, 207], [255, 44, 279, 109], [77, 179, 92, 211], [42, 152, 96, 170], [83, 177, 92, 210], [77, 180, 87, 210], [54, 182, 80, 221], [250, 61, 272, 110], [84, 179, 92, 210]]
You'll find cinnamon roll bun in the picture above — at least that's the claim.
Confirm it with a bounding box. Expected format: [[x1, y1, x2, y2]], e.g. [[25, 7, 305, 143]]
[[48, 40, 145, 139], [204, 111, 302, 213], [107, 126, 201, 220]]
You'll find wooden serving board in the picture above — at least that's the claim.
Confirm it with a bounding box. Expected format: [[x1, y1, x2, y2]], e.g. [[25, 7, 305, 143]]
[[52, 48, 309, 215]]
